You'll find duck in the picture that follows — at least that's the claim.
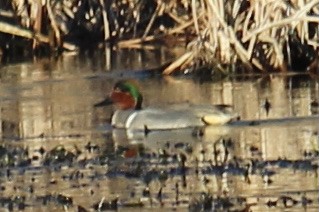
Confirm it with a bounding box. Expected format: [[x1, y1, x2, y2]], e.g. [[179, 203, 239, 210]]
[[94, 80, 238, 131]]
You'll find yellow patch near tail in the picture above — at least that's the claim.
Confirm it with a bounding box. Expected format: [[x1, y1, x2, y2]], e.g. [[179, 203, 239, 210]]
[[202, 114, 231, 125]]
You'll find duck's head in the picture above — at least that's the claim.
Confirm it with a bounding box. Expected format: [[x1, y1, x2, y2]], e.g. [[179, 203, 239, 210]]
[[94, 80, 143, 110]]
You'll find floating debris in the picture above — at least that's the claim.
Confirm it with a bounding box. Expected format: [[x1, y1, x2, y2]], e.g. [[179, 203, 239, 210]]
[[43, 145, 76, 166], [92, 197, 118, 211]]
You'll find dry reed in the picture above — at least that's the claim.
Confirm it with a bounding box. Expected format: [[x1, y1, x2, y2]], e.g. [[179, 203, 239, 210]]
[[163, 0, 319, 74]]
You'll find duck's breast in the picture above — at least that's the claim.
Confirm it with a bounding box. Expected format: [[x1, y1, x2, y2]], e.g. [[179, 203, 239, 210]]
[[111, 109, 136, 128]]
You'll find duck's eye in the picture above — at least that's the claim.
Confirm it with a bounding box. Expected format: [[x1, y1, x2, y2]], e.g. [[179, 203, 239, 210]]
[[114, 87, 121, 92]]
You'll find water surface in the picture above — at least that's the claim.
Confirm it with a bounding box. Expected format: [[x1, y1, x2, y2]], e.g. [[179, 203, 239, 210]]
[[0, 48, 318, 211]]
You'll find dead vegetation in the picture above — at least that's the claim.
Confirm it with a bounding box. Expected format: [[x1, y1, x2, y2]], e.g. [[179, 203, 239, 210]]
[[0, 0, 318, 73], [164, 0, 319, 74]]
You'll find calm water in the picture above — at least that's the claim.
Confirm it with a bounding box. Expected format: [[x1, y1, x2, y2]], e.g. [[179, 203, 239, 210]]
[[0, 48, 318, 211]]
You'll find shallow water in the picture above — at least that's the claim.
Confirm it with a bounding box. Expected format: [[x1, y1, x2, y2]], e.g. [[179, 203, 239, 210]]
[[0, 48, 318, 211]]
